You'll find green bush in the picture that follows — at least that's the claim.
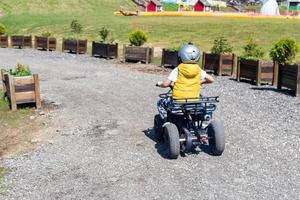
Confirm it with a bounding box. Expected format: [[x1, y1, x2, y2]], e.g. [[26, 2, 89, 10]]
[[99, 27, 109, 42], [241, 38, 264, 60], [11, 63, 31, 77], [41, 31, 51, 37], [269, 38, 299, 65], [211, 36, 232, 54], [0, 23, 6, 35], [70, 20, 82, 38], [129, 30, 147, 46], [166, 46, 179, 52]]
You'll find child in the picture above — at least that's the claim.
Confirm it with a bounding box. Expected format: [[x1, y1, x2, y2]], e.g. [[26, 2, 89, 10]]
[[156, 43, 214, 100]]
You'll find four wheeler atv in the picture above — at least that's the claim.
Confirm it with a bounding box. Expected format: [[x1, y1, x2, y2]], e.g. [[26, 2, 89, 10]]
[[154, 91, 225, 159]]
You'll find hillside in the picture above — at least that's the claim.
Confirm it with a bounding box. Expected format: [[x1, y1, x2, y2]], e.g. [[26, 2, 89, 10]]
[[0, 0, 299, 59]]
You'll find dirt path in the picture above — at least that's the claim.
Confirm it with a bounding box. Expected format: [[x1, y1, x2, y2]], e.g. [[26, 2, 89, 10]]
[[0, 48, 300, 200]]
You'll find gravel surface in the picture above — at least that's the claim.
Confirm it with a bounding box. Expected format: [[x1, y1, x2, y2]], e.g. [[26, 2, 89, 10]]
[[0, 48, 300, 200]]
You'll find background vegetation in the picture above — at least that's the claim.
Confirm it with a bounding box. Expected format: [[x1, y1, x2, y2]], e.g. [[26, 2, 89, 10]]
[[0, 0, 299, 60]]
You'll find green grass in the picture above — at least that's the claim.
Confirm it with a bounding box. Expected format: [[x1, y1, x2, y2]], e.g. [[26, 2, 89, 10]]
[[0, 167, 8, 195], [0, 0, 300, 60]]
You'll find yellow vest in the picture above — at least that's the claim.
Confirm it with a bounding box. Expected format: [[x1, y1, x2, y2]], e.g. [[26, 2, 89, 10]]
[[173, 63, 201, 101]]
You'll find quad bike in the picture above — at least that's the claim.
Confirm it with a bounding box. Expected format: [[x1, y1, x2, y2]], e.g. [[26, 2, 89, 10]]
[[154, 90, 225, 159]]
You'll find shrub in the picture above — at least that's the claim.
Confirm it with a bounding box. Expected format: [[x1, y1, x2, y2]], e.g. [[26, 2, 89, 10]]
[[0, 23, 6, 35], [211, 36, 232, 54], [41, 31, 51, 37], [70, 20, 82, 38], [99, 27, 109, 42], [269, 38, 299, 65], [241, 38, 264, 60], [129, 30, 147, 46], [11, 63, 31, 77], [166, 46, 179, 52]]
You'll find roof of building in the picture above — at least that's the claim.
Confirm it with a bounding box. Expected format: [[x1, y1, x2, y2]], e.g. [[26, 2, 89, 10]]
[[150, 0, 162, 6], [196, 0, 211, 6]]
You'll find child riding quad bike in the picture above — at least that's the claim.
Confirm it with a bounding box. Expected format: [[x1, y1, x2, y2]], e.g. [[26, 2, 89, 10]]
[[155, 43, 225, 159]]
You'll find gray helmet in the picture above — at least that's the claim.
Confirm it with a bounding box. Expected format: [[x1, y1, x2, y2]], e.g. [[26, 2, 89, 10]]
[[178, 43, 201, 64]]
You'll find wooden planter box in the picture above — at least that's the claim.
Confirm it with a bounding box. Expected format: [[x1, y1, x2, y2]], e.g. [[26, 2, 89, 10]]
[[237, 58, 277, 86], [161, 48, 178, 68], [62, 38, 87, 54], [3, 74, 41, 111], [202, 52, 235, 76], [277, 63, 300, 96], [0, 35, 9, 48], [35, 36, 57, 51], [1, 69, 7, 99], [11, 35, 32, 48], [92, 42, 118, 59], [124, 45, 153, 64]]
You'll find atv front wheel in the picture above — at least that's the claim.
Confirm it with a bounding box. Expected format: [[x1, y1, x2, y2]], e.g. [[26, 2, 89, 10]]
[[208, 120, 225, 156]]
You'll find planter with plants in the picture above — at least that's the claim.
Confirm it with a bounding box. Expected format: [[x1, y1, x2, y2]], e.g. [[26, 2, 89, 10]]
[[0, 23, 8, 48], [270, 38, 300, 96], [161, 47, 179, 68], [202, 36, 235, 76], [62, 20, 87, 54], [35, 32, 57, 51], [124, 30, 153, 64], [237, 39, 276, 86], [92, 27, 118, 59], [2, 64, 41, 111], [11, 35, 32, 48]]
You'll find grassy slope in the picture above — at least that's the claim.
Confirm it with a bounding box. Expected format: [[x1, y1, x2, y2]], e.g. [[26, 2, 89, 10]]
[[0, 0, 299, 60]]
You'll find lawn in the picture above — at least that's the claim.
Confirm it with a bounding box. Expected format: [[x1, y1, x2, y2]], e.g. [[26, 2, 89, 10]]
[[0, 0, 300, 60]]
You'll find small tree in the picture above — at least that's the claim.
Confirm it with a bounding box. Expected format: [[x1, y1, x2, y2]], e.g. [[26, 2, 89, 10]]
[[99, 27, 109, 42], [241, 38, 264, 60], [0, 23, 6, 35], [129, 30, 147, 46], [211, 36, 232, 54], [269, 38, 299, 65], [70, 20, 82, 39]]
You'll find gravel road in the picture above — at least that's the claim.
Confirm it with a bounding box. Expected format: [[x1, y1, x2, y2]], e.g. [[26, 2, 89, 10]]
[[0, 48, 300, 200]]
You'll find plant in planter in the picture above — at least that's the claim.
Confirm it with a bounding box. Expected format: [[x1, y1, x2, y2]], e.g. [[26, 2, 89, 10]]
[[161, 46, 179, 68], [202, 36, 235, 76], [0, 23, 8, 48], [35, 32, 57, 51], [63, 20, 87, 54], [124, 30, 153, 64], [2, 63, 41, 111], [92, 27, 118, 59], [237, 38, 276, 86], [270, 38, 300, 96]]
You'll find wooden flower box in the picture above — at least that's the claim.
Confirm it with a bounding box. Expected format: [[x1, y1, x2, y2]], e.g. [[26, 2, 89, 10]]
[[237, 58, 277, 86], [92, 42, 118, 59], [1, 69, 7, 99], [202, 52, 236, 76], [11, 35, 32, 48], [161, 48, 178, 68], [277, 63, 300, 96], [0, 35, 9, 48], [3, 74, 41, 111], [35, 36, 57, 51], [124, 45, 153, 64], [62, 38, 87, 54]]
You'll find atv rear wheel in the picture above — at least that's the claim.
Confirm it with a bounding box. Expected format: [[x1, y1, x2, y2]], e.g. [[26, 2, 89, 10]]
[[208, 120, 225, 156], [164, 123, 180, 159]]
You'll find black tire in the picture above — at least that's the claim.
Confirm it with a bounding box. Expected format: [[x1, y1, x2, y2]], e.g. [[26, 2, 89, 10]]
[[207, 120, 225, 156], [164, 123, 180, 159], [154, 114, 164, 141]]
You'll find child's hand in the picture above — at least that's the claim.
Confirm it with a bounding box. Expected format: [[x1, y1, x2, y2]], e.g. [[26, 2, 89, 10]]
[[156, 81, 163, 87]]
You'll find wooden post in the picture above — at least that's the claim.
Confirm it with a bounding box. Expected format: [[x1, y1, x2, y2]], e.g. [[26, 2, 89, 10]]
[[161, 48, 165, 67], [277, 64, 282, 90], [202, 52, 206, 70], [145, 47, 150, 64], [8, 75, 17, 111], [256, 60, 261, 86], [62, 38, 65, 52], [296, 64, 300, 97], [115, 43, 119, 59], [236, 57, 240, 82], [232, 54, 237, 76], [1, 69, 7, 99], [272, 61, 278, 86], [76, 39, 79, 55], [123, 44, 126, 62], [33, 74, 41, 109], [218, 54, 222, 75]]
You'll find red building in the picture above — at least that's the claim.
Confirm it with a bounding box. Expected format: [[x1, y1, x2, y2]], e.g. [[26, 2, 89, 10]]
[[194, 0, 211, 12], [146, 0, 162, 12]]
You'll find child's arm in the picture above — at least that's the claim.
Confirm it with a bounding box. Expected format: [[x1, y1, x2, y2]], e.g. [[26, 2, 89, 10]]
[[156, 80, 172, 88], [201, 73, 214, 84]]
